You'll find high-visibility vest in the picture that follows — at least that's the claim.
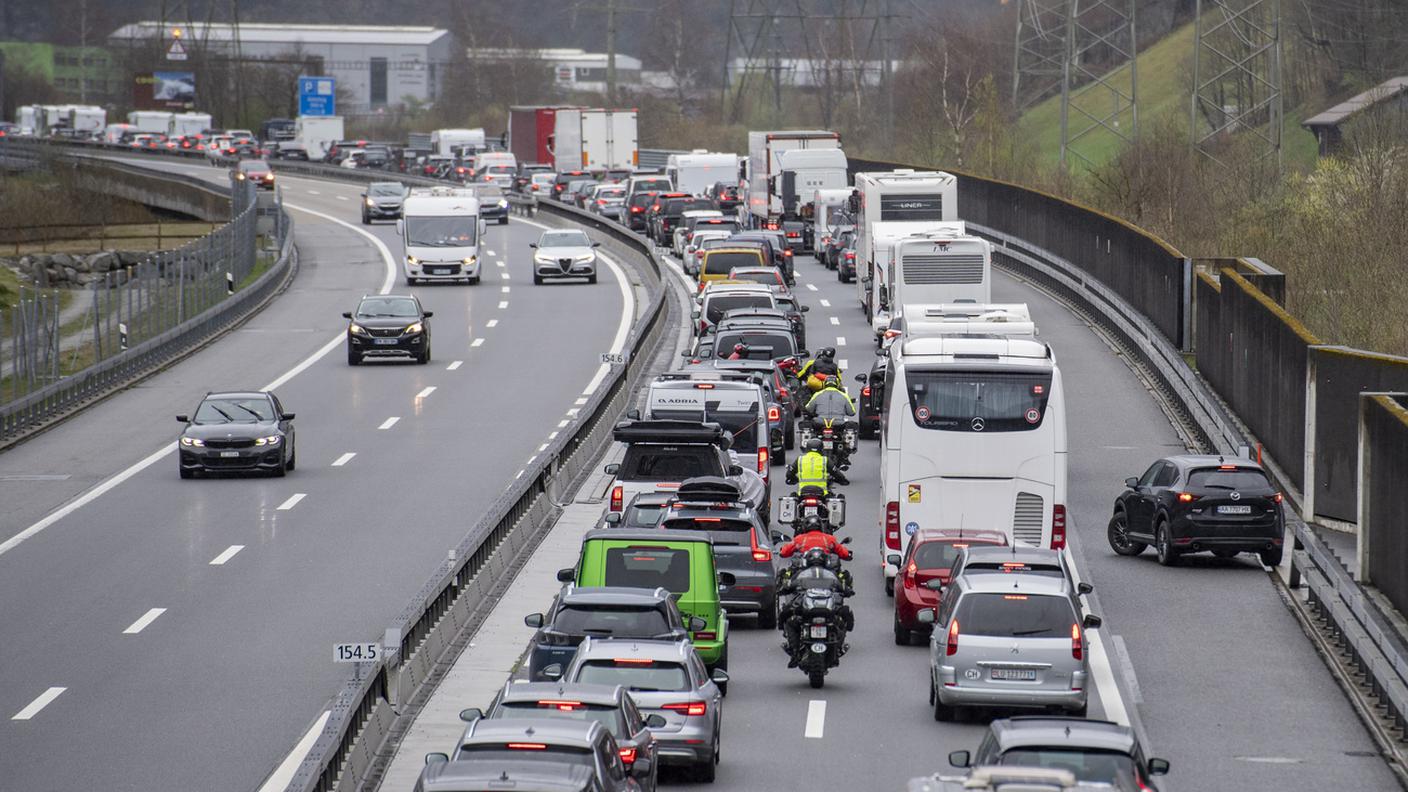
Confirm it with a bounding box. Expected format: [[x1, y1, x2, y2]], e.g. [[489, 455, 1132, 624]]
[[796, 451, 829, 494]]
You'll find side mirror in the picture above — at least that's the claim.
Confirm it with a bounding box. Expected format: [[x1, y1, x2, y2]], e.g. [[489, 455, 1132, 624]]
[[948, 750, 971, 768], [396, 219, 404, 236], [458, 707, 483, 722], [556, 568, 575, 583], [1147, 758, 1170, 776], [422, 311, 434, 318], [771, 532, 785, 544], [359, 193, 366, 198], [175, 414, 189, 423], [424, 752, 449, 765], [630, 756, 654, 778], [886, 553, 902, 567], [1125, 477, 1139, 489], [1083, 614, 1103, 630], [529, 242, 537, 248], [855, 373, 868, 383], [797, 350, 810, 358], [1077, 582, 1093, 595], [626, 408, 641, 420], [645, 713, 667, 728], [604, 463, 620, 476], [800, 305, 810, 312], [341, 311, 352, 319], [916, 609, 936, 624], [718, 571, 737, 586], [524, 613, 544, 628], [688, 616, 707, 632], [841, 536, 852, 544], [541, 663, 564, 681], [603, 512, 622, 526], [281, 413, 295, 421], [592, 242, 602, 247], [711, 668, 730, 684], [728, 464, 743, 476], [691, 309, 700, 319], [924, 580, 945, 592]]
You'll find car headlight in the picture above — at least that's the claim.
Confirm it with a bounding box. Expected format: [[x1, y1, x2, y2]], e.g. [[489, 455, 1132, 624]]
[[406, 255, 420, 265], [365, 198, 375, 207], [534, 254, 553, 263], [462, 256, 476, 265], [254, 435, 282, 446], [497, 199, 508, 208], [348, 323, 366, 335], [575, 254, 595, 263], [180, 437, 204, 447], [404, 321, 423, 334]]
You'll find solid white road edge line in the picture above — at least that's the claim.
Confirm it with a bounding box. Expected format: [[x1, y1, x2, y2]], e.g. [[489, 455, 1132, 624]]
[[209, 545, 245, 565], [255, 710, 331, 792], [331, 452, 356, 467], [1061, 546, 1130, 725], [804, 700, 826, 739], [276, 493, 306, 511], [378, 417, 400, 430], [122, 607, 167, 635], [12, 687, 66, 721]]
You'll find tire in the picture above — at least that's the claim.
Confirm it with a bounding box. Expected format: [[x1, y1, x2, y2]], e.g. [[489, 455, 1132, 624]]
[[272, 457, 287, 478], [696, 730, 719, 783], [1259, 545, 1284, 567], [808, 670, 825, 689], [758, 600, 777, 629], [347, 349, 361, 366], [587, 273, 598, 284], [885, 576, 895, 597], [406, 276, 417, 285], [1155, 521, 1180, 566], [933, 692, 955, 722], [467, 275, 480, 285], [893, 616, 911, 646], [534, 273, 543, 285], [285, 447, 296, 471], [499, 217, 508, 225], [417, 345, 430, 365], [1069, 701, 1089, 718], [1107, 511, 1147, 556], [179, 466, 194, 479], [360, 214, 369, 225]]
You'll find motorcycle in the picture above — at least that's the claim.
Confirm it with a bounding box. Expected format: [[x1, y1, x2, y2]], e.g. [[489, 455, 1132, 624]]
[[779, 563, 854, 689], [777, 488, 846, 532], [797, 415, 858, 468]]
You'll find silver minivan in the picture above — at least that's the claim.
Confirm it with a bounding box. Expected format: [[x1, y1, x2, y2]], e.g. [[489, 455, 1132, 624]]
[[922, 573, 1101, 720]]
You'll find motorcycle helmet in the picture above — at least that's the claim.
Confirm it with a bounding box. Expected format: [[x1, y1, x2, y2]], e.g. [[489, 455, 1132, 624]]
[[802, 515, 823, 533], [804, 547, 828, 568], [805, 438, 823, 452], [818, 347, 835, 360]]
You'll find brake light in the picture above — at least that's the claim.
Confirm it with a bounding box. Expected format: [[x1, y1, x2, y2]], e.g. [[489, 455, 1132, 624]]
[[694, 383, 715, 389], [802, 497, 820, 507], [903, 560, 917, 588], [508, 743, 547, 750], [1177, 492, 1196, 503], [786, 231, 800, 238], [751, 528, 772, 562], [757, 446, 769, 474], [767, 405, 781, 422], [783, 249, 793, 258], [845, 251, 856, 260], [662, 702, 707, 716], [610, 486, 623, 511], [631, 206, 642, 213], [946, 619, 959, 656], [862, 386, 872, 397], [1273, 492, 1283, 504], [613, 657, 654, 665], [885, 501, 901, 550], [693, 631, 716, 641], [538, 699, 583, 710], [619, 747, 637, 765], [1051, 504, 1067, 550], [778, 387, 789, 399], [597, 198, 607, 205], [1072, 622, 1083, 660]]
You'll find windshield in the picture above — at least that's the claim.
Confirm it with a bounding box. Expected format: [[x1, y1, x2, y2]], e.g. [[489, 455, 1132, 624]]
[[603, 547, 693, 592], [368, 184, 404, 196], [576, 660, 689, 692], [496, 701, 625, 737], [906, 370, 1053, 432], [551, 605, 672, 638], [540, 231, 591, 248], [703, 251, 764, 277], [356, 297, 419, 318], [1188, 468, 1272, 491], [998, 749, 1139, 784], [405, 216, 478, 248], [954, 593, 1075, 638], [713, 331, 794, 360], [194, 396, 274, 424]]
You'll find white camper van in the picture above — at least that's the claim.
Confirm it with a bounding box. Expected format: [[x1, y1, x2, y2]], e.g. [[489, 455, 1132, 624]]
[[398, 187, 485, 285]]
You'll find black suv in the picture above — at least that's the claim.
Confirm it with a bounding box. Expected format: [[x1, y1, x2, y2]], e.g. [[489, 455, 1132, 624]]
[[651, 196, 715, 245], [707, 181, 742, 212], [951, 716, 1169, 791], [1108, 454, 1284, 566], [177, 390, 295, 478], [523, 586, 702, 681], [343, 294, 433, 365], [853, 358, 886, 440], [625, 191, 659, 233]]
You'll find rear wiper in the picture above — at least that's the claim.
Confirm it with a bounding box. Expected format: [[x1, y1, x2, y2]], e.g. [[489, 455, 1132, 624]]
[[1010, 629, 1055, 637], [582, 628, 615, 635], [1202, 484, 1236, 490]]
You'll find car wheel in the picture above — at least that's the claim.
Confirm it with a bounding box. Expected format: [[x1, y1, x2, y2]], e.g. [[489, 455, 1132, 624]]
[[285, 446, 296, 471], [1155, 521, 1180, 566], [360, 213, 368, 225], [893, 615, 911, 646], [406, 276, 417, 285], [587, 273, 598, 284], [1069, 701, 1089, 718], [696, 730, 719, 783], [885, 576, 894, 597], [1107, 511, 1147, 556], [534, 273, 543, 285], [785, 427, 795, 450], [933, 692, 955, 722], [272, 456, 287, 477], [1259, 545, 1285, 567], [418, 345, 430, 364], [838, 268, 845, 282], [347, 349, 361, 366], [179, 466, 194, 479]]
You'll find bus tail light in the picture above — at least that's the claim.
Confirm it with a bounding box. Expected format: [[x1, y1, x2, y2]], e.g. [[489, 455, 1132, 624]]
[[885, 501, 901, 550], [1051, 504, 1067, 550]]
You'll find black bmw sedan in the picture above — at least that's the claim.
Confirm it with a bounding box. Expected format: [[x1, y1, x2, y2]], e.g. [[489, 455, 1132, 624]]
[[177, 391, 295, 478]]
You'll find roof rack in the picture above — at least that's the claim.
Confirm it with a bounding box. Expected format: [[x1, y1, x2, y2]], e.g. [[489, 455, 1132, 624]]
[[611, 419, 732, 449], [671, 476, 744, 504]]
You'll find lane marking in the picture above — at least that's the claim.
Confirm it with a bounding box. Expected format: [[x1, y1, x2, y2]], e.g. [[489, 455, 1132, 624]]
[[487, 250, 497, 256], [566, 408, 581, 417], [12, 687, 65, 721], [804, 700, 826, 739], [471, 338, 485, 348], [557, 419, 570, 428], [331, 452, 356, 467], [447, 360, 463, 371], [123, 607, 167, 635], [835, 337, 847, 346], [1061, 547, 1130, 725], [378, 417, 400, 430], [829, 316, 840, 325], [498, 301, 509, 309], [501, 286, 511, 293], [819, 298, 831, 307], [1110, 635, 1144, 704], [500, 272, 510, 280], [839, 358, 849, 369], [416, 386, 437, 399], [548, 431, 558, 440], [496, 261, 506, 268], [486, 319, 498, 328], [306, 189, 320, 195], [335, 195, 348, 201], [537, 443, 549, 452], [255, 710, 332, 792], [276, 493, 306, 511], [574, 397, 588, 406], [209, 545, 245, 565], [806, 284, 818, 292]]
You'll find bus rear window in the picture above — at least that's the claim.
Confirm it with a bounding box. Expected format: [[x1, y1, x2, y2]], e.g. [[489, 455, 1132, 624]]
[[906, 370, 1052, 432]]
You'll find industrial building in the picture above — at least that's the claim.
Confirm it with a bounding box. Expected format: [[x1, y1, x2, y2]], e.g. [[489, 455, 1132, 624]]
[[466, 47, 642, 95]]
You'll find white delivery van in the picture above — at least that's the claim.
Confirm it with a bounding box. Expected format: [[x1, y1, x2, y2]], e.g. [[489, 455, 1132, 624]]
[[667, 151, 741, 197], [431, 128, 486, 157], [398, 187, 485, 285]]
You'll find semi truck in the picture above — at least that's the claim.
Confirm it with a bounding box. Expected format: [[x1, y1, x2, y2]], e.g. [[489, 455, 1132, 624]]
[[294, 115, 345, 160], [745, 130, 847, 249], [553, 108, 638, 172], [508, 105, 569, 165]]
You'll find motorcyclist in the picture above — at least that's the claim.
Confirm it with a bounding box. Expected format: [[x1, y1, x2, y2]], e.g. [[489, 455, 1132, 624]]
[[804, 379, 856, 418], [784, 438, 849, 495], [780, 516, 853, 560], [797, 347, 842, 392], [779, 548, 855, 667]]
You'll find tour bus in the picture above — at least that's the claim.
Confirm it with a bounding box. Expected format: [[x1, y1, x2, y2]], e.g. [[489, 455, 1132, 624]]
[[866, 221, 967, 336], [874, 229, 992, 340], [876, 333, 1066, 593], [397, 187, 484, 285], [852, 169, 958, 316]]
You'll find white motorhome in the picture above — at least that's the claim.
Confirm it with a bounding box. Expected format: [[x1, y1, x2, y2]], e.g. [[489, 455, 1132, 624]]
[[294, 115, 344, 160], [666, 151, 740, 196], [882, 230, 992, 333], [127, 111, 174, 134], [866, 220, 967, 336], [431, 128, 486, 157], [854, 169, 958, 315], [16, 106, 38, 135], [810, 187, 854, 251], [877, 334, 1067, 591], [66, 106, 106, 135], [169, 112, 212, 138], [398, 187, 484, 285]]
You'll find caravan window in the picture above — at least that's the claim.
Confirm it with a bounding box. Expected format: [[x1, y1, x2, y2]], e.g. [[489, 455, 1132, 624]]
[[905, 369, 1052, 432], [404, 216, 478, 247]]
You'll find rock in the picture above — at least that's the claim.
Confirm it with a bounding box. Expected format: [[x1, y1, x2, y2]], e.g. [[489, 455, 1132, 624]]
[[49, 253, 75, 269], [62, 265, 78, 282], [44, 266, 63, 283], [88, 251, 117, 273], [116, 251, 145, 267], [73, 273, 94, 286], [16, 255, 33, 272]]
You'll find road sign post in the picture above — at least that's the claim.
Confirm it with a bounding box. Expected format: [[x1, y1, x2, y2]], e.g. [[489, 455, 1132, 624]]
[[298, 76, 336, 117]]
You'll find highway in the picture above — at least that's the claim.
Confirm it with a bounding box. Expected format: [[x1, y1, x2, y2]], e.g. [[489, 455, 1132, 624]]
[[0, 161, 639, 790]]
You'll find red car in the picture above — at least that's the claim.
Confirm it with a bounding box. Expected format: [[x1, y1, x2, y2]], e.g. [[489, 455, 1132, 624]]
[[890, 528, 1008, 645]]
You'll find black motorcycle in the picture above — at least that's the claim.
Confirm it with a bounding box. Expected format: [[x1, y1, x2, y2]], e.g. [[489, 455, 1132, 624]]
[[779, 563, 854, 689]]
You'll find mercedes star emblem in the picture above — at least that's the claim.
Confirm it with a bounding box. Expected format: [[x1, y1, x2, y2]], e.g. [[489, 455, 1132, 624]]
[[971, 417, 986, 432]]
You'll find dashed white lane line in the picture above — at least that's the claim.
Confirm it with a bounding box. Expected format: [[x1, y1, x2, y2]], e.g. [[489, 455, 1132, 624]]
[[416, 386, 437, 399], [806, 284, 818, 291], [486, 319, 498, 328], [804, 700, 826, 739], [835, 337, 847, 346], [500, 272, 511, 280], [447, 360, 463, 371], [566, 408, 581, 417], [839, 359, 849, 369], [276, 493, 306, 511], [496, 261, 506, 268], [487, 250, 497, 256], [256, 710, 332, 792], [12, 687, 65, 721], [122, 608, 167, 635], [498, 301, 509, 309], [557, 419, 570, 428], [537, 443, 549, 453], [819, 298, 831, 307], [548, 431, 559, 440], [501, 286, 511, 294], [306, 189, 320, 195], [209, 545, 244, 565], [378, 416, 400, 430], [471, 338, 485, 348], [335, 195, 348, 201], [829, 316, 840, 325], [331, 452, 356, 467]]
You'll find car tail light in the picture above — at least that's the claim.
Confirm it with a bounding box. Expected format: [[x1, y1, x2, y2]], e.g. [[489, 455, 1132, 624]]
[[767, 405, 780, 422], [1071, 622, 1083, 660], [765, 222, 778, 230], [1051, 504, 1067, 550], [692, 631, 716, 642], [662, 702, 708, 716], [757, 446, 769, 474], [597, 198, 607, 205], [1273, 492, 1283, 504], [610, 486, 623, 511], [631, 206, 642, 213], [619, 747, 637, 765], [946, 619, 959, 656], [845, 251, 856, 260], [783, 249, 794, 258], [903, 560, 917, 588], [885, 501, 901, 550], [862, 385, 872, 397], [1176, 492, 1197, 503], [508, 743, 548, 750], [786, 231, 800, 238], [751, 528, 771, 562], [537, 699, 583, 710]]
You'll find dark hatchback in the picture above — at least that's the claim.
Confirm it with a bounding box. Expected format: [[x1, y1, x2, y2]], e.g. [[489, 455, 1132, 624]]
[[523, 586, 701, 681], [625, 191, 659, 232], [659, 477, 779, 627], [652, 196, 715, 245], [177, 390, 295, 478], [344, 294, 433, 365], [1108, 455, 1285, 566]]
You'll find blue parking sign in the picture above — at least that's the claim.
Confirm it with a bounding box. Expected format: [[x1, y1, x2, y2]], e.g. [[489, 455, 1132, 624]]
[[298, 76, 336, 116]]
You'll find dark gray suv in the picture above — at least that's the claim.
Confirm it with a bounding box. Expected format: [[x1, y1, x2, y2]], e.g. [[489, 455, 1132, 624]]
[[950, 716, 1169, 790], [524, 586, 701, 681]]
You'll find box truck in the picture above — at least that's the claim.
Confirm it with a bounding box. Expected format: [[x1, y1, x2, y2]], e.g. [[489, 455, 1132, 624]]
[[745, 130, 846, 248], [294, 115, 345, 160]]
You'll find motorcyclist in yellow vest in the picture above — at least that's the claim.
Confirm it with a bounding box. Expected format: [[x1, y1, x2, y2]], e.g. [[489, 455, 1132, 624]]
[[797, 347, 842, 393], [785, 438, 849, 495]]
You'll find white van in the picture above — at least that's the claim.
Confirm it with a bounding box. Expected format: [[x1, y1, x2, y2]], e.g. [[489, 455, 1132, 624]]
[[398, 187, 485, 285], [877, 334, 1067, 592], [882, 230, 992, 334], [666, 151, 740, 197]]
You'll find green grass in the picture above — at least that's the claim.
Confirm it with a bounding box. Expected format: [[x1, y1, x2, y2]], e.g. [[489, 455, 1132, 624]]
[[0, 265, 21, 310]]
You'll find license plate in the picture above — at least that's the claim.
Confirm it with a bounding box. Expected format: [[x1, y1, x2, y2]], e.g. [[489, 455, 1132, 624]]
[[822, 441, 833, 450], [990, 668, 1037, 681], [809, 625, 828, 639], [803, 506, 819, 518], [1218, 504, 1253, 514], [374, 338, 398, 345], [220, 451, 240, 458]]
